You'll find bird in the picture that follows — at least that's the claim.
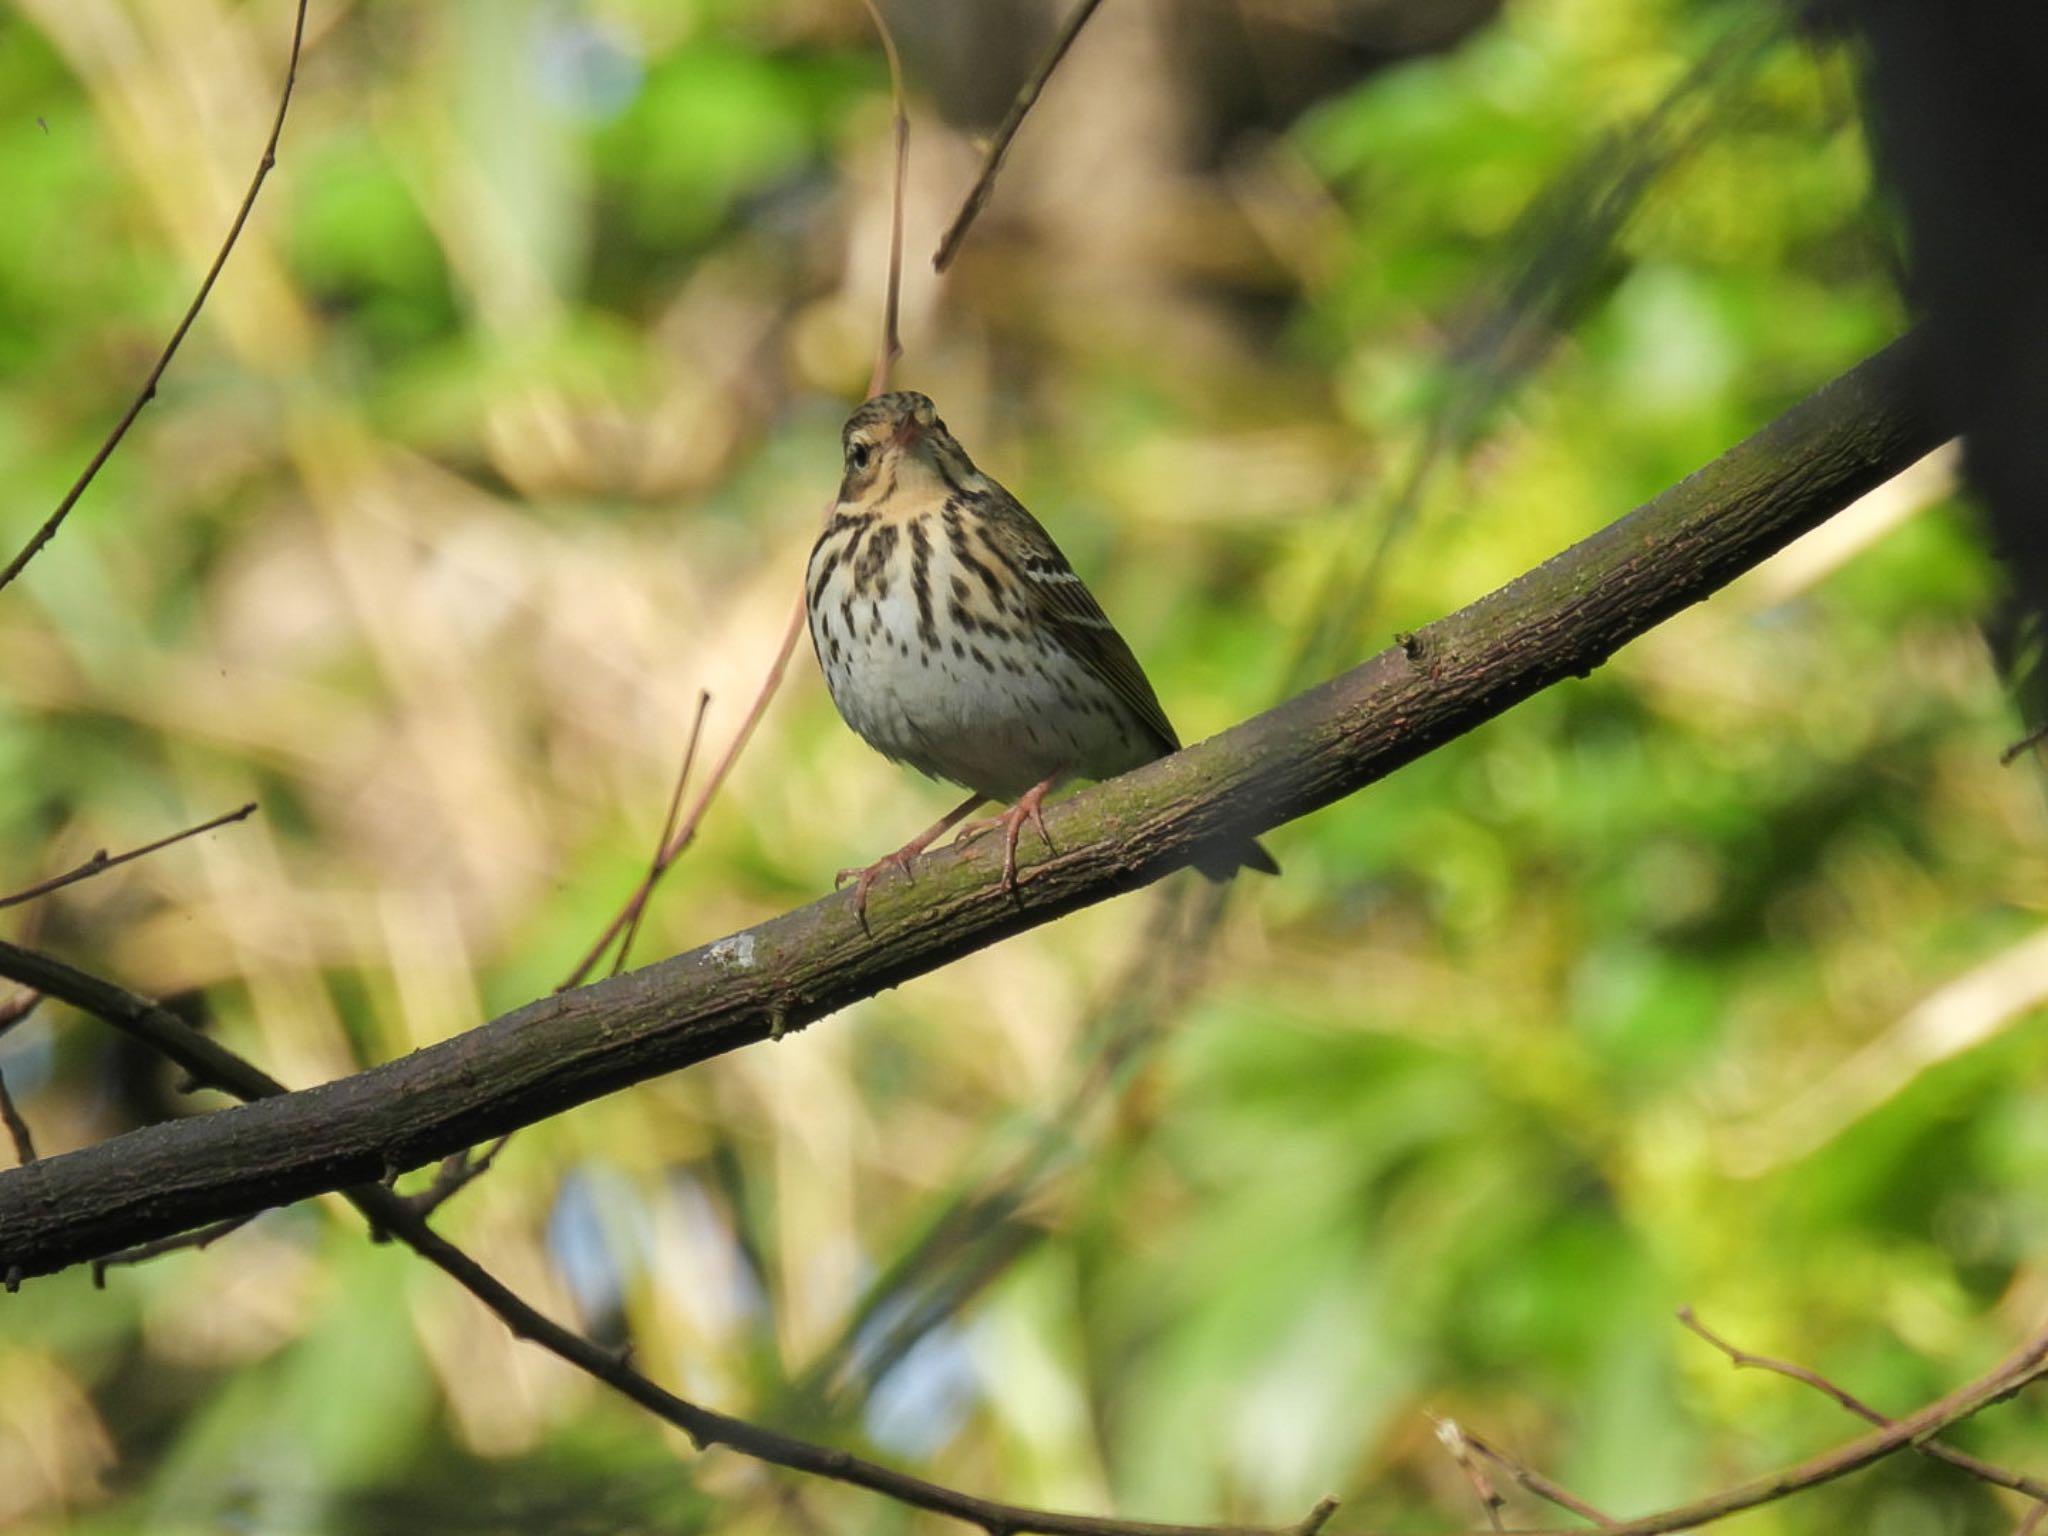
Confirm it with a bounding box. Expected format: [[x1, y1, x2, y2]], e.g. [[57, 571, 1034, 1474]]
[[805, 390, 1278, 920]]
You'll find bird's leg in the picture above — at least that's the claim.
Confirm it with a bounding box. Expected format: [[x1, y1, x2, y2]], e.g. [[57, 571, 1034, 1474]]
[[837, 793, 985, 922], [952, 774, 1065, 893]]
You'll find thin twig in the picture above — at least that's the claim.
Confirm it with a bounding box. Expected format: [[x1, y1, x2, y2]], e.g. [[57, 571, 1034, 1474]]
[[1678, 1307, 2048, 1503], [1457, 1425, 1620, 1527], [0, 1, 310, 596], [404, 1133, 513, 1222], [13, 942, 1340, 1536], [2001, 720, 2048, 766], [0, 990, 39, 1042], [858, 0, 909, 393], [0, 802, 258, 912], [1430, 1417, 1505, 1531], [90, 1214, 259, 1286], [0, 1070, 34, 1166], [557, 607, 803, 992], [932, 0, 1108, 273], [612, 692, 713, 977]]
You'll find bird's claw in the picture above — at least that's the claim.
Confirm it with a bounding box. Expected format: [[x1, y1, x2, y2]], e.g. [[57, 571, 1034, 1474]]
[[953, 790, 1056, 895], [837, 850, 917, 927]]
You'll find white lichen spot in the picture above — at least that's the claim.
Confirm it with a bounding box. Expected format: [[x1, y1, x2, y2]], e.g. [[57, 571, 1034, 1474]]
[[707, 933, 757, 971]]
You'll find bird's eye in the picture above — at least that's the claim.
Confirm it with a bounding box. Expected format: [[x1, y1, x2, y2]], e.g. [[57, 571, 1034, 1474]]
[[848, 442, 873, 473]]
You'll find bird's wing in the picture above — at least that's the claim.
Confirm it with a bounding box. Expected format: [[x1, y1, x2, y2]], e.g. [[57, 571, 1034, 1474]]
[[981, 492, 1182, 756]]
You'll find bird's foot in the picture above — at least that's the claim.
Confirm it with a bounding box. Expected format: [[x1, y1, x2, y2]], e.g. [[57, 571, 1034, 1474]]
[[834, 849, 920, 927], [837, 793, 986, 929], [952, 777, 1060, 893]]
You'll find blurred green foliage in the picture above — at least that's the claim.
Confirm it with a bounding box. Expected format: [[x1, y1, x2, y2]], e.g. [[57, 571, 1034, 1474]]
[[2, 0, 2045, 1533]]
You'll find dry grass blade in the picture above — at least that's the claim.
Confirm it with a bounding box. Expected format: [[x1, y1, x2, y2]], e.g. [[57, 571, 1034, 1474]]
[[0, 803, 258, 913], [0, 0, 310, 596], [932, 0, 1107, 273]]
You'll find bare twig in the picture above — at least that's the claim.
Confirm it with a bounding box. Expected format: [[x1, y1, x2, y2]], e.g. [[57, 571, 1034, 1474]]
[[557, 611, 802, 993], [1678, 1306, 2048, 1503], [1571, 1318, 2048, 1536], [403, 1133, 513, 1222], [1456, 1425, 1620, 1527], [16, 941, 1340, 1536], [1431, 1417, 1506, 1531], [0, 802, 258, 912], [612, 692, 713, 978], [0, 1, 310, 596], [0, 1070, 34, 1166], [932, 0, 1108, 272], [2001, 720, 2048, 766], [90, 1214, 259, 1286], [0, 990, 39, 1042], [857, 0, 909, 393]]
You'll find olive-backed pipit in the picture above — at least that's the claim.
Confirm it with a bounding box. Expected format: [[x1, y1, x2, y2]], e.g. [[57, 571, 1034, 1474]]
[[807, 391, 1277, 917]]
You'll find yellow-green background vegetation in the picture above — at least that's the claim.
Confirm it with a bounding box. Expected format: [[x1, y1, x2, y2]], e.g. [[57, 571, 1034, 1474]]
[[2, 0, 2044, 1531]]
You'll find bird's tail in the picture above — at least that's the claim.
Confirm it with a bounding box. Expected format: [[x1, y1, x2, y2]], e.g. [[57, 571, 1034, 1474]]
[[1194, 838, 1280, 882]]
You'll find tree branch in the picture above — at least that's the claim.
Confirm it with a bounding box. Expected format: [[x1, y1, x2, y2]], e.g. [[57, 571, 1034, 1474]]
[[9, 943, 2048, 1533], [17, 941, 1340, 1536], [0, 333, 1942, 1280]]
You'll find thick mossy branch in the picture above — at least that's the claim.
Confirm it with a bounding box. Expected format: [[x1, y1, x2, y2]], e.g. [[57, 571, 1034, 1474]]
[[0, 335, 1941, 1279]]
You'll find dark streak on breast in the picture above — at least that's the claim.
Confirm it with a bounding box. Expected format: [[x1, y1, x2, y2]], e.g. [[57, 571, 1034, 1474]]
[[909, 515, 938, 650], [853, 521, 899, 598], [943, 502, 1006, 610]]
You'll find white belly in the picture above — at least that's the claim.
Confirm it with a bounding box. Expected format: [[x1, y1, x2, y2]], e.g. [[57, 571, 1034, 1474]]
[[807, 522, 1151, 801]]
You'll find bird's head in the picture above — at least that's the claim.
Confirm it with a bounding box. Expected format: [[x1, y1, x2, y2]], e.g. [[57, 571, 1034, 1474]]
[[837, 391, 977, 508]]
